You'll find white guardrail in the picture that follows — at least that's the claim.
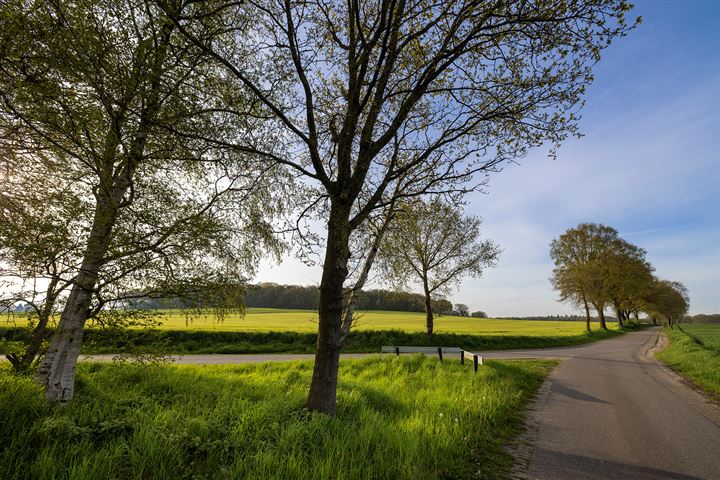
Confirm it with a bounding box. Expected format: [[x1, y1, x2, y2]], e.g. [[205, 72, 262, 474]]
[[380, 346, 483, 372]]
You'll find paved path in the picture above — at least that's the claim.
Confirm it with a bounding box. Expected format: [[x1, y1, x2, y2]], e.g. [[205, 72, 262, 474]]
[[82, 328, 720, 479], [513, 328, 720, 480]]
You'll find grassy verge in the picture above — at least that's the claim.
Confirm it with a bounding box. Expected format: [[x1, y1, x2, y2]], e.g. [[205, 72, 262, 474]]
[[0, 356, 554, 479], [656, 324, 720, 400], [0, 325, 623, 355]]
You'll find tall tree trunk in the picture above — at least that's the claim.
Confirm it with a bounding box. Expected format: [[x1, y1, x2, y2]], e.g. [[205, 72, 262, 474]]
[[634, 311, 639, 321], [615, 305, 624, 328], [423, 279, 433, 337], [36, 197, 118, 403], [582, 296, 591, 332], [306, 201, 351, 415], [595, 305, 607, 330]]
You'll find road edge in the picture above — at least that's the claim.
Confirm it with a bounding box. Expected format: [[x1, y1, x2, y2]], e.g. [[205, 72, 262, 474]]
[[639, 328, 720, 426], [504, 363, 560, 480]]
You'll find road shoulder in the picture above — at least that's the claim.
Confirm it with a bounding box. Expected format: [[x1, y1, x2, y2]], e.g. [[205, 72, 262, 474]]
[[642, 329, 720, 424]]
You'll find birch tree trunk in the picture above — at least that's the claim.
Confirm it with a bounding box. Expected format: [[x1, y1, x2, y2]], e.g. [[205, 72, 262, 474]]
[[340, 209, 394, 340], [36, 195, 119, 403]]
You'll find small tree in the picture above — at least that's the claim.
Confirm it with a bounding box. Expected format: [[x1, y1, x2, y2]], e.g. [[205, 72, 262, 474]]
[[471, 311, 488, 319], [380, 199, 499, 336]]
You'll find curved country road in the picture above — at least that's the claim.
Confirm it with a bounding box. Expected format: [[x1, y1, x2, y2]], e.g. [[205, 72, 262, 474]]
[[81, 327, 720, 479], [507, 327, 720, 480]]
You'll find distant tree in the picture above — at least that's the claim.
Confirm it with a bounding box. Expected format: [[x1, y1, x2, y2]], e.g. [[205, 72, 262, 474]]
[[643, 279, 689, 328], [432, 299, 454, 317], [471, 311, 488, 319], [380, 199, 499, 336], [453, 304, 469, 317], [685, 314, 720, 324]]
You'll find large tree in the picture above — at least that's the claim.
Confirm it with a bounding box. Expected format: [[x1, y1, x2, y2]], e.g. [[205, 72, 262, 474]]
[[550, 223, 622, 330], [604, 241, 654, 327], [0, 0, 278, 402], [380, 198, 499, 335], [164, 0, 636, 414]]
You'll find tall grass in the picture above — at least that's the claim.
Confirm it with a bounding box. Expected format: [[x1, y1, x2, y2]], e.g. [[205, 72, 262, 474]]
[[656, 324, 720, 399], [1, 356, 553, 479]]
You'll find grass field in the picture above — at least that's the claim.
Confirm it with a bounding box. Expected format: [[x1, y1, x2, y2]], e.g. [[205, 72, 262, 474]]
[[656, 324, 720, 399], [132, 309, 624, 335], [3, 308, 621, 335], [0, 356, 554, 480], [1, 309, 622, 355]]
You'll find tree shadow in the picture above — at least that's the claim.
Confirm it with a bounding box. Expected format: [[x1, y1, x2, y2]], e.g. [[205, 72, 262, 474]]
[[551, 381, 609, 404], [531, 447, 707, 480]]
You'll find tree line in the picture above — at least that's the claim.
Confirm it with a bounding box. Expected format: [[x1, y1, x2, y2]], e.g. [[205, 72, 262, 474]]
[[497, 315, 608, 322], [550, 223, 690, 331], [0, 0, 636, 414], [684, 314, 720, 324], [127, 283, 458, 315]]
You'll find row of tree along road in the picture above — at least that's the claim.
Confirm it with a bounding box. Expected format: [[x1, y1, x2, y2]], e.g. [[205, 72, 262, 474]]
[[0, 0, 638, 414], [550, 223, 689, 332]]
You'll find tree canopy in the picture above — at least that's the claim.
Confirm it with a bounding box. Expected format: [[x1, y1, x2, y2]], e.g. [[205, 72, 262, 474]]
[[0, 0, 280, 397], [550, 222, 688, 330]]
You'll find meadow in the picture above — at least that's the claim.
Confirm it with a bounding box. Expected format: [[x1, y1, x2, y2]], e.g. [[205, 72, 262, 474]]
[[139, 308, 619, 335], [0, 309, 622, 355], [0, 356, 554, 480], [656, 323, 720, 399]]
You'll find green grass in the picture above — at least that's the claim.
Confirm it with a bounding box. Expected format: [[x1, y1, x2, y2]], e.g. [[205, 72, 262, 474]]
[[656, 324, 720, 399], [0, 356, 554, 479], [2, 309, 623, 355], [678, 324, 720, 350]]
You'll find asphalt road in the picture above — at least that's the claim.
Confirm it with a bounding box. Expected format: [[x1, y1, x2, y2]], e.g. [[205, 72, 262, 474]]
[[81, 328, 720, 479], [515, 328, 720, 480]]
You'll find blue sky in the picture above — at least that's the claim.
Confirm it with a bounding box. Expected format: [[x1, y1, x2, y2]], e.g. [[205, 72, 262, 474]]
[[257, 0, 720, 316]]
